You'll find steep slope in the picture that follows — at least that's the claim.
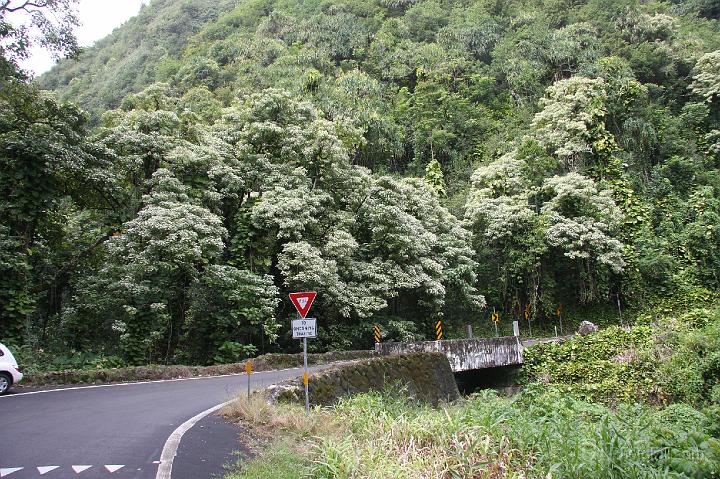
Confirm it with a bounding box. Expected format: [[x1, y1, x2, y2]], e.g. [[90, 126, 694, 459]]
[[38, 0, 238, 114], [39, 0, 720, 188]]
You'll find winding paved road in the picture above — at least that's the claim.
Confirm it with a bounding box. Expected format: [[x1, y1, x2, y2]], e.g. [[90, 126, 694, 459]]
[[0, 367, 311, 479]]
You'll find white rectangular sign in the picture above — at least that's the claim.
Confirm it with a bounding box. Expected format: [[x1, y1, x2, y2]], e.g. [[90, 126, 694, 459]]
[[292, 318, 317, 339]]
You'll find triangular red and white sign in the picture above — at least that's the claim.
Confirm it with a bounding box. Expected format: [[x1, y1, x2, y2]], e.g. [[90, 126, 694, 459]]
[[289, 292, 317, 318]]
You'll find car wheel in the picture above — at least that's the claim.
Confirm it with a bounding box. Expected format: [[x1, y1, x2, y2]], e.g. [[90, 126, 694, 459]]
[[0, 372, 11, 395]]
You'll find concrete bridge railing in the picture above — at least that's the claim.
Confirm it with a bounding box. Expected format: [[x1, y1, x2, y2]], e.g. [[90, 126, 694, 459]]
[[374, 336, 523, 372]]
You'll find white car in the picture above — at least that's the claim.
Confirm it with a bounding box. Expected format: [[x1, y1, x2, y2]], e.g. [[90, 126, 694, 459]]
[[0, 343, 23, 394]]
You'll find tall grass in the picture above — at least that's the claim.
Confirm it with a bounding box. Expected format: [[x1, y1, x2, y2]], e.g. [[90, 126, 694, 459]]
[[306, 389, 720, 479]]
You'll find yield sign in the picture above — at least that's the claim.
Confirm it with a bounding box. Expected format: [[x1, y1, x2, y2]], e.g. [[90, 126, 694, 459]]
[[289, 292, 317, 318]]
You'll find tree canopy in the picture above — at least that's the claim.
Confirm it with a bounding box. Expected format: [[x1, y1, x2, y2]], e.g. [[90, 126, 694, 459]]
[[1, 0, 719, 365]]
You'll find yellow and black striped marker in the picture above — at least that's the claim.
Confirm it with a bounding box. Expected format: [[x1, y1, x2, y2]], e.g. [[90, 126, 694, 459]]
[[373, 324, 382, 343], [435, 320, 443, 340], [491, 312, 500, 323], [524, 306, 530, 321]]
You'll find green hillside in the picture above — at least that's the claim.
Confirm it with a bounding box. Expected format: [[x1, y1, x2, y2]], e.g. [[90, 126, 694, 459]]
[[40, 0, 720, 193], [0, 0, 718, 368], [39, 0, 239, 114]]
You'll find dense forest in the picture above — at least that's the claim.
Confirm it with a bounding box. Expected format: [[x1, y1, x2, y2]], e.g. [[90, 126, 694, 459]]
[[2, 0, 720, 368]]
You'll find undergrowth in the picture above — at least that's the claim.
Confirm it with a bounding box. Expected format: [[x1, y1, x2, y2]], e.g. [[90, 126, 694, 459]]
[[223, 389, 720, 479]]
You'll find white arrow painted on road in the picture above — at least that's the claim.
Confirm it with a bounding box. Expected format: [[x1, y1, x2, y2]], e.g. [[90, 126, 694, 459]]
[[105, 465, 125, 473], [72, 465, 92, 473], [38, 466, 60, 475], [0, 468, 23, 477]]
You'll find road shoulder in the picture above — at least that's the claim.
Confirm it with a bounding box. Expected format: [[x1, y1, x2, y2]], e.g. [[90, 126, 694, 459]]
[[171, 413, 252, 479]]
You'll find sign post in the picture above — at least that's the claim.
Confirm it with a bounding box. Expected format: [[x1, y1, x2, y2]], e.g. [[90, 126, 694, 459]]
[[524, 304, 532, 337], [491, 310, 500, 337], [245, 360, 252, 399], [289, 292, 317, 416], [556, 306, 563, 335]]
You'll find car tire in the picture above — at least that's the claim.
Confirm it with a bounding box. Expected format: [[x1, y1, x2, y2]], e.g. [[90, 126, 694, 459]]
[[0, 372, 11, 395]]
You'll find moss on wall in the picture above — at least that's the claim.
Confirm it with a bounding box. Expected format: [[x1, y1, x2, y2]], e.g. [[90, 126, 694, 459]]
[[274, 353, 460, 406]]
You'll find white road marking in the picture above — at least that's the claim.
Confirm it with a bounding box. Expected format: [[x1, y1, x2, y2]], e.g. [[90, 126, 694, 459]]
[[2, 367, 306, 398], [71, 465, 92, 473], [0, 468, 23, 477], [105, 465, 124, 473], [155, 400, 234, 479], [37, 466, 59, 474]]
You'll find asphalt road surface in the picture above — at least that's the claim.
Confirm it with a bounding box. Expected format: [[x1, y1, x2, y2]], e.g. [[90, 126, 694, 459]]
[[0, 367, 312, 479]]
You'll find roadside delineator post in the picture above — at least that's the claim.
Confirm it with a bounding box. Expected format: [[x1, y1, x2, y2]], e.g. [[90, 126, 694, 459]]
[[525, 304, 532, 337], [491, 309, 500, 337], [245, 360, 252, 399], [374, 324, 381, 343], [556, 306, 563, 335], [435, 320, 443, 340]]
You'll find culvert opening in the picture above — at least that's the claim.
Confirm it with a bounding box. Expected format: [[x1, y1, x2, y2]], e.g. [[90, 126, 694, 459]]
[[454, 365, 522, 395]]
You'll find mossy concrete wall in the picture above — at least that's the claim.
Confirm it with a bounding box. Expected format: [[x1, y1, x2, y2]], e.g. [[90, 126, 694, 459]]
[[271, 352, 460, 406], [375, 337, 523, 372]]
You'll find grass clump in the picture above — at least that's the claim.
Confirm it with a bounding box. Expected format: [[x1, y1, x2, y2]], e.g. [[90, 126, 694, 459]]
[[224, 443, 311, 479]]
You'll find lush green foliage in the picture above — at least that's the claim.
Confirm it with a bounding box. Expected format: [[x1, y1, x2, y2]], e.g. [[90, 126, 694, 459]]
[[523, 303, 720, 407], [522, 326, 658, 402], [1, 0, 720, 367]]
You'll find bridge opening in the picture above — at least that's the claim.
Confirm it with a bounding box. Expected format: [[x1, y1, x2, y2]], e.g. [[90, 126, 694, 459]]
[[454, 365, 522, 395]]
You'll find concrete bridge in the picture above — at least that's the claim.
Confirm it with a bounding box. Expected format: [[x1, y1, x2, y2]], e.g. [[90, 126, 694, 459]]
[[375, 336, 525, 372]]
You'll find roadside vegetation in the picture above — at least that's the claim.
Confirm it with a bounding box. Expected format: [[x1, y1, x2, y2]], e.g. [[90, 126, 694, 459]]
[[224, 388, 720, 478], [223, 302, 720, 478]]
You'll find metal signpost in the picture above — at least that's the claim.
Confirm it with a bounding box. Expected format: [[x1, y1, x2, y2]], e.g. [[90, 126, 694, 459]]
[[491, 310, 500, 337], [289, 292, 317, 416]]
